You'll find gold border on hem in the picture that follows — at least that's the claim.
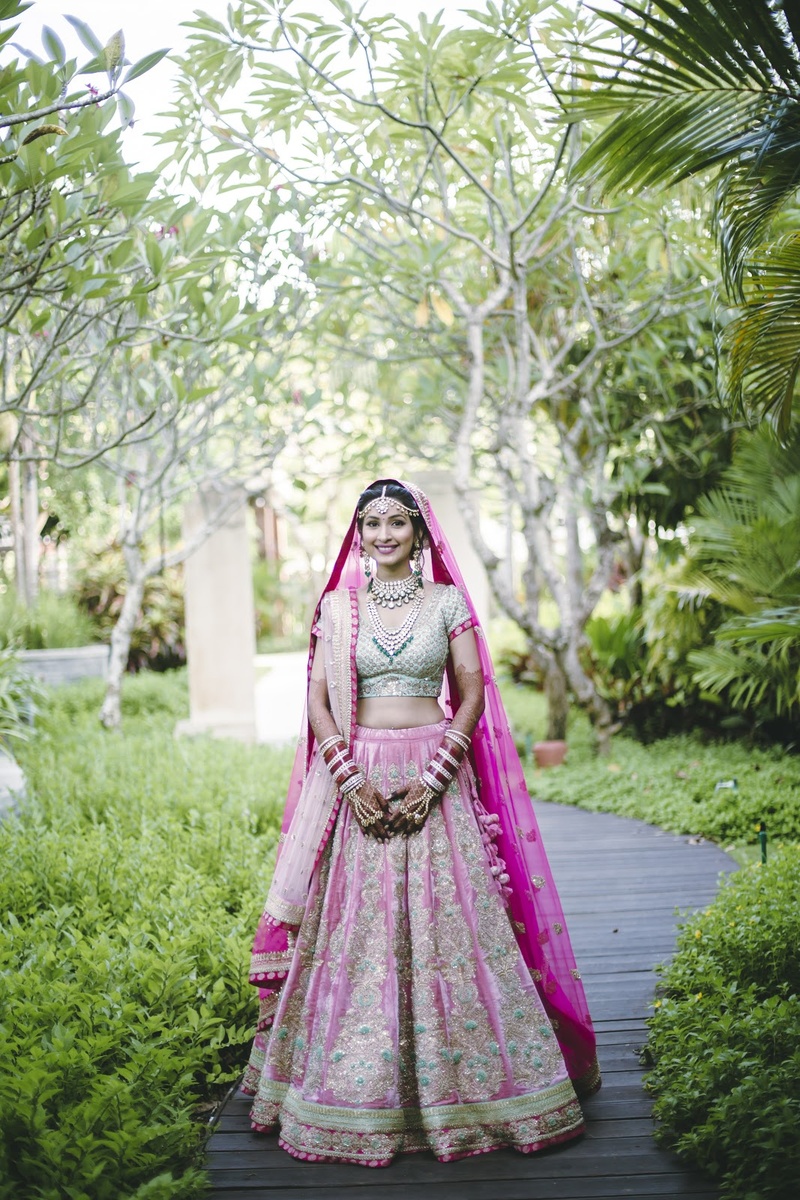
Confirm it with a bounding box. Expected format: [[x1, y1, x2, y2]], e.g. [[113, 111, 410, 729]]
[[254, 1077, 580, 1135]]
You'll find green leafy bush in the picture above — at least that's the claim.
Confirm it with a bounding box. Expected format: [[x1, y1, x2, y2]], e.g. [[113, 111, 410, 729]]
[[647, 850, 800, 1199], [0, 590, 98, 650], [74, 554, 186, 672], [500, 681, 800, 844], [0, 647, 45, 752], [0, 677, 292, 1199]]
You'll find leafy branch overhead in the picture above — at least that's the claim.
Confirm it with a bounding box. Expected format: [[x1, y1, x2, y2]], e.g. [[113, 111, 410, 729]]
[[568, 0, 800, 436], [168, 0, 721, 746]]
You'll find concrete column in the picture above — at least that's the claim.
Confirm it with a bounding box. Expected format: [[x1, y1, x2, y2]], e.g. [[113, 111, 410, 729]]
[[414, 469, 492, 631], [176, 488, 257, 742]]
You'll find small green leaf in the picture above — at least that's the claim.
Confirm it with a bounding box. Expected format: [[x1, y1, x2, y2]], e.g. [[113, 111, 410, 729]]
[[64, 14, 104, 56], [117, 92, 135, 130], [104, 30, 125, 76], [41, 25, 66, 65], [122, 49, 170, 85]]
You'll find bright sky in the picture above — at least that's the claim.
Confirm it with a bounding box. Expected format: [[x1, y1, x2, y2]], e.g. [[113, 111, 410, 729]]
[[13, 1, 472, 169]]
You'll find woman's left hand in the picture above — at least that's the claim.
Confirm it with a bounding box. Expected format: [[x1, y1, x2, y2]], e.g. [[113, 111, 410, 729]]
[[387, 778, 438, 836]]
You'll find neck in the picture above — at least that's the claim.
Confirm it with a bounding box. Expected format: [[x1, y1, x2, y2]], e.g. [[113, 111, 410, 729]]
[[374, 564, 413, 582]]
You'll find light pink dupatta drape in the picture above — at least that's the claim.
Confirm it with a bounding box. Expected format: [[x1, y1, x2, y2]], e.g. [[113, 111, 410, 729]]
[[249, 480, 599, 1095]]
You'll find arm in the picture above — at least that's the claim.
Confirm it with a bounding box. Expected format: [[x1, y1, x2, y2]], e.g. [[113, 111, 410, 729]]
[[307, 637, 391, 841], [390, 627, 485, 835]]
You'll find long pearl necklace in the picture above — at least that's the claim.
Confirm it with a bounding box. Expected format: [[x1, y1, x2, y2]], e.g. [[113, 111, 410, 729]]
[[367, 574, 424, 661]]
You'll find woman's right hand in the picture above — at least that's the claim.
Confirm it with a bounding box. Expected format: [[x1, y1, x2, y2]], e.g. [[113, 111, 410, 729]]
[[347, 779, 391, 841]]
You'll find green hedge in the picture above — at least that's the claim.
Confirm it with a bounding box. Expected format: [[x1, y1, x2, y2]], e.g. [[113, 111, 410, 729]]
[[0, 676, 292, 1200], [647, 850, 800, 1200], [499, 682, 800, 845]]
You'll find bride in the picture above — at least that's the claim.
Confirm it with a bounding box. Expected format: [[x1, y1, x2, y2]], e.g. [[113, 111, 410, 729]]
[[241, 478, 600, 1166]]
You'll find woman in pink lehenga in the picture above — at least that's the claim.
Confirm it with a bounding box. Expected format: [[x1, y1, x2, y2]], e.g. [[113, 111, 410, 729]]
[[241, 478, 600, 1166]]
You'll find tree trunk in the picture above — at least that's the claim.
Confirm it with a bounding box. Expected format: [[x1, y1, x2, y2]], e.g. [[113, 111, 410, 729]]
[[100, 547, 146, 730], [21, 444, 40, 606], [8, 456, 27, 604], [545, 661, 570, 741], [563, 641, 616, 755]]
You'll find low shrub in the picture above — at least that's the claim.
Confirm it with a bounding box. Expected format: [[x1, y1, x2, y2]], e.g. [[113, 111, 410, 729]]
[[647, 850, 800, 1200], [0, 590, 98, 651], [1, 676, 292, 1199], [500, 682, 800, 845], [74, 554, 186, 672], [0, 647, 45, 752]]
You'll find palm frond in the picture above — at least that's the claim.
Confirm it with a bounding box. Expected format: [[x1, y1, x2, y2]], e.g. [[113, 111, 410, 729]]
[[716, 605, 800, 645], [689, 641, 800, 714], [720, 233, 800, 433], [575, 92, 770, 192], [717, 103, 800, 293], [569, 1, 800, 313]]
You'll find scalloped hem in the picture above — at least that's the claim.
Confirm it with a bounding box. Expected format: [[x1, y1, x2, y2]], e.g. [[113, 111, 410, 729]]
[[245, 1120, 585, 1167], [248, 1082, 585, 1167]]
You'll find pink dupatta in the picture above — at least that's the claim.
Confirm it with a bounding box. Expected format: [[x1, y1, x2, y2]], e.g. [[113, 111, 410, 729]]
[[249, 480, 599, 1096]]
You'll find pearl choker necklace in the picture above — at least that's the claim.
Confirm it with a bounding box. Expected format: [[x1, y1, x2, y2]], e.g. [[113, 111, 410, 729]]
[[367, 573, 423, 609]]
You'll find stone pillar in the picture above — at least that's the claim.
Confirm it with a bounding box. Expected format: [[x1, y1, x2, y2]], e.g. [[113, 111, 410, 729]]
[[176, 489, 257, 742], [414, 469, 492, 631]]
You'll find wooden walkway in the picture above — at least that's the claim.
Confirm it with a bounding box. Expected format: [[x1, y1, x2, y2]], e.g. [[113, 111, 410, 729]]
[[207, 801, 736, 1199]]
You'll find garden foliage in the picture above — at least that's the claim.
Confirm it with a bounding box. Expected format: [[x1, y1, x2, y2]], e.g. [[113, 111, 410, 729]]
[[501, 683, 800, 845], [0, 590, 97, 652], [647, 851, 800, 1200], [0, 676, 291, 1199], [0, 647, 44, 752], [74, 555, 185, 672]]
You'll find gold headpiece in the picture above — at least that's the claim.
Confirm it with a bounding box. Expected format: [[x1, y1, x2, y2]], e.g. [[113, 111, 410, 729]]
[[358, 484, 420, 520]]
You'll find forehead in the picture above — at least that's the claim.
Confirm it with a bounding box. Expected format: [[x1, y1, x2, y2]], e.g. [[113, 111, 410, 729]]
[[363, 503, 412, 519]]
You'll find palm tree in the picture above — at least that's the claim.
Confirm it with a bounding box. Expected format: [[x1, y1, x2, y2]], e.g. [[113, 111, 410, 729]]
[[570, 0, 800, 435]]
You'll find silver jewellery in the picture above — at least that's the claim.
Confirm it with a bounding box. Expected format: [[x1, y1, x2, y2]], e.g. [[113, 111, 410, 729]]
[[358, 484, 420, 520], [367, 572, 422, 609], [367, 588, 424, 661], [444, 729, 471, 753]]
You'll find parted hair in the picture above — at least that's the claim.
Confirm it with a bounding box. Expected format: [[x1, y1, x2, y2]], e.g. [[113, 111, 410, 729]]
[[356, 479, 428, 544]]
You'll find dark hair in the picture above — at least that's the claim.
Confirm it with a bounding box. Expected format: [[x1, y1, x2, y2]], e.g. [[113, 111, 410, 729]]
[[356, 479, 427, 543]]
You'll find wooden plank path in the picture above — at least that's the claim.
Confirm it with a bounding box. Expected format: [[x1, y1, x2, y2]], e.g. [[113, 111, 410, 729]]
[[207, 801, 736, 1199]]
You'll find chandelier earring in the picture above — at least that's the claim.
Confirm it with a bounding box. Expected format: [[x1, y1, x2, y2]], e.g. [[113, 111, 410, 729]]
[[411, 539, 424, 578], [360, 545, 373, 580]]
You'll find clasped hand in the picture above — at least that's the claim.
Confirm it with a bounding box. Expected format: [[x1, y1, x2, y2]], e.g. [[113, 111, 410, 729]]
[[348, 778, 436, 840]]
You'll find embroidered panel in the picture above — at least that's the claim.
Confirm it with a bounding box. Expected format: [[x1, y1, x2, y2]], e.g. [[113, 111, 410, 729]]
[[248, 730, 581, 1160]]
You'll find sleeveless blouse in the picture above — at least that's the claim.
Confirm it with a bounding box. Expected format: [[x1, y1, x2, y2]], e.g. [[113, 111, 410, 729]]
[[356, 583, 474, 698]]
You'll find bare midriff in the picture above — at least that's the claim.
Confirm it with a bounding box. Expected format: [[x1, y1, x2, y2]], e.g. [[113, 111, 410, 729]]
[[355, 695, 445, 729]]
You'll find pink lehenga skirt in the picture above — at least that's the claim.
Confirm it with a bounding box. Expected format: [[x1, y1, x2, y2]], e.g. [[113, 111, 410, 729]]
[[241, 722, 585, 1166]]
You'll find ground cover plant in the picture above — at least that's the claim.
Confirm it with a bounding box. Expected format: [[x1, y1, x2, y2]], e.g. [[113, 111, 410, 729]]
[[500, 682, 800, 846], [647, 851, 800, 1200], [0, 673, 292, 1200]]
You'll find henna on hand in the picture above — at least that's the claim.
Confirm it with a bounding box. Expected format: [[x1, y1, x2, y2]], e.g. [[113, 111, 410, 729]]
[[348, 778, 391, 841], [387, 777, 439, 836]]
